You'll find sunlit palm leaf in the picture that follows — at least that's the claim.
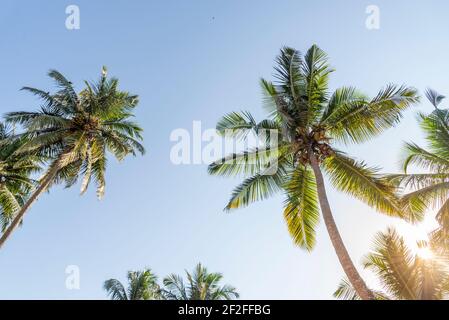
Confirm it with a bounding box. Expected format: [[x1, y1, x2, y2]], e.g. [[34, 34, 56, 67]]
[[283, 165, 319, 250], [364, 228, 418, 300], [324, 85, 419, 144], [322, 152, 420, 221]]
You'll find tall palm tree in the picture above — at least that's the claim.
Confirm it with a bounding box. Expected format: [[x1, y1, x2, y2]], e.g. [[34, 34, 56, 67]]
[[104, 269, 161, 300], [161, 263, 239, 300], [208, 45, 420, 299], [0, 123, 40, 230], [388, 88, 449, 252], [334, 227, 449, 300], [0, 67, 145, 249]]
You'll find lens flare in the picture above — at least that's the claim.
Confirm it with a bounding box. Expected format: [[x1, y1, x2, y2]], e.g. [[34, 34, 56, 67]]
[[416, 247, 433, 260]]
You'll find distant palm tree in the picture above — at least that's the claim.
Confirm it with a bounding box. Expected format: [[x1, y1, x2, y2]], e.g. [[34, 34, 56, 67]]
[[0, 123, 40, 230], [334, 227, 449, 300], [208, 45, 420, 299], [104, 269, 161, 300], [388, 89, 449, 252], [0, 67, 144, 249], [161, 263, 239, 300]]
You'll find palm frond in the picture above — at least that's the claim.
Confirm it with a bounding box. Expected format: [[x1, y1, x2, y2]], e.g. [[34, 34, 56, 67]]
[[283, 165, 320, 250], [334, 278, 390, 300], [103, 279, 128, 300], [363, 228, 418, 300], [224, 164, 287, 211], [323, 151, 421, 221], [425, 88, 445, 108], [325, 85, 419, 144], [208, 144, 289, 178], [301, 44, 333, 121]]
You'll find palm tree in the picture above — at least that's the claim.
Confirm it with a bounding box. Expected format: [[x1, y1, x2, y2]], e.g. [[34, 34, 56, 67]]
[[161, 263, 239, 300], [208, 45, 420, 299], [0, 67, 145, 249], [334, 227, 449, 300], [387, 88, 449, 252], [104, 269, 161, 300], [0, 123, 40, 230]]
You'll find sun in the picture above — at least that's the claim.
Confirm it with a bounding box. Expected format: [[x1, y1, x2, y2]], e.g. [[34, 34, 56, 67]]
[[395, 215, 439, 260], [416, 246, 434, 260]]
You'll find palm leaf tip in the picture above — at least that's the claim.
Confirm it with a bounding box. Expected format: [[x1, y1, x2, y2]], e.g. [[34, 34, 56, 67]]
[[425, 88, 445, 108], [216, 111, 256, 138]]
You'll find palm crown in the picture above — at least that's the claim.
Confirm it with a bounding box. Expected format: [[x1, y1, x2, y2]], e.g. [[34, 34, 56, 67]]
[[161, 263, 239, 300], [0, 67, 144, 249], [6, 67, 144, 198], [104, 269, 160, 300], [209, 45, 420, 251]]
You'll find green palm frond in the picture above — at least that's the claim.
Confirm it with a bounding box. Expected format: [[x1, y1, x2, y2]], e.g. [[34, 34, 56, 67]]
[[0, 186, 21, 230], [322, 152, 420, 221], [272, 47, 308, 128], [0, 122, 41, 230], [216, 111, 281, 142], [216, 111, 257, 138], [162, 263, 239, 300], [402, 142, 449, 173], [320, 86, 367, 124], [324, 85, 419, 144], [401, 180, 449, 214], [334, 278, 361, 300], [283, 165, 319, 250], [127, 270, 160, 300], [104, 269, 160, 300], [208, 144, 290, 178], [302, 44, 333, 121], [334, 278, 390, 300], [418, 109, 449, 158], [103, 279, 128, 300], [162, 274, 189, 300], [224, 165, 287, 211], [386, 173, 449, 190], [273, 47, 306, 101], [260, 78, 281, 120]]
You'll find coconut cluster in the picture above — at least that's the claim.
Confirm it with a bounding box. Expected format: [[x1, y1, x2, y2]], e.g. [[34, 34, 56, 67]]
[[293, 126, 334, 165]]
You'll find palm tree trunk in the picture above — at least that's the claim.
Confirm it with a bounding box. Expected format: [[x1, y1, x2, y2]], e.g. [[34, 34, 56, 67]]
[[0, 163, 61, 250], [309, 153, 375, 300]]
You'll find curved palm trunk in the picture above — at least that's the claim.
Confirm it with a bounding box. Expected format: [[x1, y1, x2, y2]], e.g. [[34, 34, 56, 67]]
[[309, 153, 375, 300], [0, 164, 60, 250]]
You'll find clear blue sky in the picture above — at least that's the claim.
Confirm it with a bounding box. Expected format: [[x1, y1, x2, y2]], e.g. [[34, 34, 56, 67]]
[[0, 0, 448, 299]]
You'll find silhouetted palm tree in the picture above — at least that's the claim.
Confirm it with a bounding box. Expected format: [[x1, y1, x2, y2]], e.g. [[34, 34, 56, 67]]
[[335, 227, 449, 300]]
